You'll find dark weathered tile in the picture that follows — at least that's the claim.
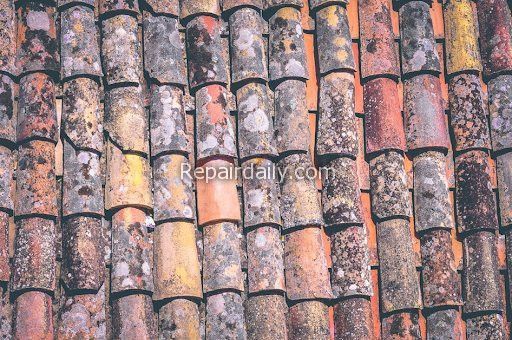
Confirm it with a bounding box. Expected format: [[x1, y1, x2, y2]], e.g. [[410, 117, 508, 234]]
[[99, 0, 139, 16], [0, 146, 13, 213], [205, 292, 246, 340], [0, 0, 16, 76], [0, 74, 16, 145], [265, 0, 303, 11], [496, 152, 512, 226], [333, 297, 373, 340], [246, 294, 287, 340], [144, 0, 179, 16], [112, 294, 157, 339], [180, 0, 221, 21], [489, 75, 512, 152], [0, 211, 9, 282], [287, 301, 330, 340], [381, 311, 421, 339], [13, 291, 54, 339], [159, 299, 201, 340], [426, 309, 463, 340], [466, 314, 504, 339]]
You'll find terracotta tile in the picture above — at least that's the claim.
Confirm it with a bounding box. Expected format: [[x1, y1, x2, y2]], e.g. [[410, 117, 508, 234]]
[[347, 0, 359, 39], [222, 0, 264, 12], [333, 297, 373, 339], [0, 146, 13, 214], [144, 0, 180, 16], [246, 295, 287, 340], [426, 309, 463, 340], [0, 0, 16, 76], [99, 0, 139, 16], [287, 301, 330, 339], [112, 294, 156, 339], [497, 153, 512, 227], [430, 1, 445, 39], [352, 43, 363, 113], [370, 269, 381, 338], [180, 0, 221, 21], [436, 43, 449, 108], [498, 233, 506, 270], [304, 33, 318, 112], [13, 291, 53, 340], [300, 0, 314, 32], [0, 75, 16, 145], [382, 311, 421, 339], [195, 159, 241, 226], [265, 0, 303, 11], [466, 314, 504, 339], [361, 193, 378, 266], [488, 75, 512, 153], [0, 211, 8, 283], [322, 227, 331, 268], [205, 292, 245, 339], [158, 299, 201, 340], [356, 117, 370, 190]]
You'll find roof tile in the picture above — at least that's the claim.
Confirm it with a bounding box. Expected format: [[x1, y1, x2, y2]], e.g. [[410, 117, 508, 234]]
[[195, 84, 237, 162], [202, 221, 244, 293], [268, 7, 308, 82], [62, 141, 103, 216], [62, 78, 103, 152], [99, 0, 139, 16], [399, 1, 441, 76], [274, 80, 310, 155], [455, 150, 498, 234], [222, 0, 264, 12], [101, 15, 142, 86], [497, 153, 512, 227], [17, 73, 58, 144], [315, 5, 355, 75], [476, 0, 512, 79], [11, 217, 56, 292], [158, 299, 201, 339], [0, 0, 16, 76], [60, 6, 102, 79], [265, 0, 303, 11], [364, 78, 406, 155], [279, 154, 324, 229], [426, 309, 463, 340], [330, 225, 372, 297], [309, 0, 348, 12], [0, 147, 13, 213], [448, 73, 491, 152], [284, 227, 332, 300], [0, 211, 9, 282], [153, 154, 195, 222], [246, 295, 287, 340], [304, 33, 318, 111], [489, 75, 512, 152], [236, 83, 278, 160], [443, 0, 482, 75], [180, 0, 221, 22], [110, 208, 154, 294], [15, 140, 57, 218], [205, 292, 246, 339], [322, 158, 363, 226], [287, 301, 330, 339], [333, 297, 374, 339], [403, 75, 449, 152], [377, 218, 421, 313], [369, 151, 411, 220], [241, 159, 281, 229], [58, 0, 97, 8], [0, 74, 15, 146], [16, 2, 59, 77], [466, 314, 504, 339], [186, 16, 227, 91], [413, 151, 453, 232], [381, 311, 421, 339], [111, 294, 157, 339], [143, 14, 187, 86], [13, 291, 53, 340], [153, 221, 202, 299], [317, 72, 358, 161], [420, 229, 461, 308], [144, 0, 180, 16], [463, 231, 501, 314], [229, 8, 268, 85], [62, 216, 105, 291], [358, 0, 399, 79]]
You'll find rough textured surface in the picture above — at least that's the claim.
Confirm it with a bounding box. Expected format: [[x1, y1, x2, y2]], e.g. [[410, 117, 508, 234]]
[[180, 0, 221, 21], [0, 0, 16, 76], [497, 152, 512, 226], [246, 295, 287, 340], [466, 314, 504, 339], [426, 309, 463, 340], [158, 299, 201, 340], [333, 298, 373, 340], [0, 74, 16, 145], [0, 212, 9, 282], [489, 75, 512, 152], [99, 0, 140, 15], [13, 292, 54, 340], [112, 294, 157, 339], [381, 311, 421, 339], [144, 0, 179, 16], [287, 301, 330, 340], [205, 292, 246, 340], [0, 146, 13, 213]]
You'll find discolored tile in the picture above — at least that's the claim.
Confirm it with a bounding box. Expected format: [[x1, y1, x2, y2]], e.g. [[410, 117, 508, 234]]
[[99, 0, 139, 16], [0, 211, 9, 282], [246, 295, 287, 340], [0, 0, 16, 76], [265, 0, 303, 11], [180, 0, 221, 21], [287, 301, 330, 340], [0, 146, 13, 213], [466, 313, 504, 339], [381, 311, 421, 339], [488, 75, 512, 152], [158, 299, 201, 340], [205, 292, 246, 340], [426, 309, 463, 340], [0, 74, 16, 145], [13, 291, 54, 340], [333, 297, 374, 340], [222, 0, 264, 12], [497, 152, 512, 226], [112, 294, 157, 339]]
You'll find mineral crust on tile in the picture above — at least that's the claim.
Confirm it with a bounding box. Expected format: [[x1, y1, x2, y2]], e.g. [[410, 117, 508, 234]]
[[99, 0, 139, 16], [466, 314, 504, 339], [278, 154, 323, 229], [0, 147, 13, 212], [112, 294, 157, 339], [101, 15, 142, 85], [0, 75, 16, 145], [247, 226, 285, 293], [186, 16, 227, 91], [180, 0, 220, 22], [322, 158, 363, 226], [62, 78, 103, 152], [110, 208, 153, 294], [443, 0, 482, 75], [399, 1, 441, 76], [330, 226, 372, 297], [17, 73, 58, 144], [463, 231, 501, 314], [144, 0, 179, 16], [489, 75, 512, 152], [358, 0, 399, 79], [159, 299, 201, 340], [0, 289, 12, 336], [377, 218, 421, 313], [13, 291, 54, 340], [287, 301, 330, 340], [229, 8, 268, 85], [61, 216, 104, 291], [316, 72, 358, 161], [246, 295, 287, 340], [448, 74, 491, 152], [369, 151, 411, 220], [15, 141, 57, 217], [236, 83, 278, 160], [202, 221, 244, 293], [105, 142, 152, 211], [0, 0, 16, 76], [60, 6, 102, 79], [205, 292, 246, 340], [403, 75, 449, 152], [104, 86, 148, 155], [426, 309, 463, 340], [222, 0, 264, 12], [364, 78, 406, 155], [420, 229, 461, 308], [241, 159, 281, 228], [284, 227, 332, 300], [195, 84, 237, 162], [476, 0, 512, 78], [143, 14, 187, 86], [413, 151, 453, 232], [153, 222, 201, 300], [62, 140, 103, 216], [381, 311, 421, 339], [153, 154, 195, 222], [12, 217, 56, 292], [315, 5, 355, 75], [455, 150, 498, 233], [268, 7, 308, 82], [497, 153, 512, 226], [16, 2, 59, 76], [274, 80, 310, 155], [333, 297, 374, 339], [0, 212, 9, 282]]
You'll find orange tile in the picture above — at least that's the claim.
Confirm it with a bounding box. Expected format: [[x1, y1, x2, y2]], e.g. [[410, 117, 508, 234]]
[[370, 269, 381, 339], [430, 1, 445, 39], [498, 233, 506, 270], [451, 228, 463, 270], [301, 0, 314, 32], [322, 227, 332, 269], [305, 33, 318, 112], [353, 43, 363, 114], [362, 193, 378, 266], [347, 0, 359, 39], [437, 43, 449, 108], [391, 2, 399, 38]]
